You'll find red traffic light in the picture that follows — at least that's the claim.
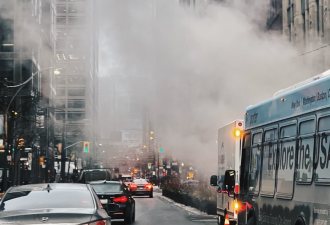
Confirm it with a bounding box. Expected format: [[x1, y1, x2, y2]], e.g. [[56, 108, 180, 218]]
[[163, 172, 166, 176]]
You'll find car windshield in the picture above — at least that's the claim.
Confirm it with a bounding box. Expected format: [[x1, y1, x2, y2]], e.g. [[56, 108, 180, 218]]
[[84, 172, 107, 182], [91, 183, 123, 193], [133, 179, 148, 184], [1, 190, 94, 212]]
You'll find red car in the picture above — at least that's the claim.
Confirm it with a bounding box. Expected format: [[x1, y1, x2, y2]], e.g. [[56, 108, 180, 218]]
[[129, 179, 153, 198]]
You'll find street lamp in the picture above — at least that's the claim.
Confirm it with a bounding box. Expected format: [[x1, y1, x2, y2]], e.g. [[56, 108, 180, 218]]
[[1, 67, 61, 191]]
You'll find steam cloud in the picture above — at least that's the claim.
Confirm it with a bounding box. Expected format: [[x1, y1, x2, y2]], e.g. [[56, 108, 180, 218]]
[[98, 0, 310, 176]]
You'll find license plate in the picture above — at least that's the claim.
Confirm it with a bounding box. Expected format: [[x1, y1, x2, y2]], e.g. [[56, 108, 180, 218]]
[[100, 199, 108, 204], [139, 187, 143, 189]]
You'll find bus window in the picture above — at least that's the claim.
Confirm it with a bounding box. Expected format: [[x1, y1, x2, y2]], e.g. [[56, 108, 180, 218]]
[[240, 133, 251, 193], [316, 116, 330, 183], [261, 129, 277, 196], [318, 116, 330, 132], [297, 120, 315, 183], [248, 132, 262, 194], [277, 124, 296, 198]]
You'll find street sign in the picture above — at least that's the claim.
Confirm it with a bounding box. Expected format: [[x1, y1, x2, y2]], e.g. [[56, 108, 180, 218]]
[[0, 139, 3, 146], [7, 155, 11, 161], [20, 158, 28, 161], [166, 165, 171, 169], [172, 162, 177, 166]]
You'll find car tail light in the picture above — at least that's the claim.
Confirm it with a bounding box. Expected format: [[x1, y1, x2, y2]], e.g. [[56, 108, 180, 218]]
[[113, 196, 127, 203], [129, 183, 137, 190], [235, 185, 239, 193], [145, 184, 153, 190], [84, 220, 106, 225]]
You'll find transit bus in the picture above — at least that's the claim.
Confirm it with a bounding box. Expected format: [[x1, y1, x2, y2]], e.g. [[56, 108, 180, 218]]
[[213, 70, 330, 225]]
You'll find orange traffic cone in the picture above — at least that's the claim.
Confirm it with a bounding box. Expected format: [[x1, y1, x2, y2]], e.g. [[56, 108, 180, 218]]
[[224, 214, 230, 225]]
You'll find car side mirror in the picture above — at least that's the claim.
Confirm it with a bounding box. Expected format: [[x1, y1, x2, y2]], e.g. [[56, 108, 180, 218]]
[[210, 175, 217, 186], [224, 170, 235, 198]]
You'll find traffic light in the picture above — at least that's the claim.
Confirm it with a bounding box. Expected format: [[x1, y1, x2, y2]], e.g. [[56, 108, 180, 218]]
[[150, 131, 154, 140], [18, 138, 24, 147], [39, 157, 44, 166], [100, 162, 103, 168], [159, 148, 163, 152], [163, 172, 166, 176], [134, 168, 138, 174], [148, 163, 151, 170], [83, 142, 90, 152]]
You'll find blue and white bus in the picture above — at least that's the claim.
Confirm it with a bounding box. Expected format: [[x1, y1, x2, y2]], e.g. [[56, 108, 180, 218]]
[[215, 71, 330, 225]]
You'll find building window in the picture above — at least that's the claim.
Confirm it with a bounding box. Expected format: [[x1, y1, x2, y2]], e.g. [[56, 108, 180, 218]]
[[0, 60, 14, 80], [68, 39, 83, 50], [68, 4, 85, 14], [67, 28, 84, 37], [68, 16, 85, 26], [0, 19, 14, 52], [56, 40, 66, 49], [21, 60, 32, 82], [55, 76, 66, 85], [56, 88, 66, 96], [55, 100, 66, 108], [56, 5, 67, 14], [287, 1, 294, 41], [55, 112, 65, 121], [68, 100, 85, 108], [68, 88, 85, 96], [56, 17, 66, 26], [68, 76, 85, 85], [56, 29, 67, 38], [67, 112, 85, 121], [68, 63, 85, 74]]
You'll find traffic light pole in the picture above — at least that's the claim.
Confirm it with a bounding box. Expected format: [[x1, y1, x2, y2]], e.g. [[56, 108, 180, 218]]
[[2, 80, 9, 192], [60, 122, 66, 182], [157, 151, 159, 186]]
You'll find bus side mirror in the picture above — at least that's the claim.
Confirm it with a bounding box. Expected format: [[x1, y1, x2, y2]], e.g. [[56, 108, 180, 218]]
[[210, 175, 218, 186], [224, 170, 235, 198]]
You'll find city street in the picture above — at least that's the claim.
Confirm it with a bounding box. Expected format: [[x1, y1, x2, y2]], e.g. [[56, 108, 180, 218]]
[[112, 187, 217, 225]]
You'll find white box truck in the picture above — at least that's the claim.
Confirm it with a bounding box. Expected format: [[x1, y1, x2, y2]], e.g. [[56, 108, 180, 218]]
[[210, 120, 244, 225]]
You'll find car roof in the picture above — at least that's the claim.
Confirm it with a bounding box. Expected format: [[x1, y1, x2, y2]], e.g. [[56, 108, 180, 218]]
[[89, 180, 121, 185], [81, 169, 110, 172], [7, 183, 89, 193]]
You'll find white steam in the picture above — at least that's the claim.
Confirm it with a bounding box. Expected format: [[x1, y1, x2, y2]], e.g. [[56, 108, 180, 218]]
[[98, 0, 310, 176]]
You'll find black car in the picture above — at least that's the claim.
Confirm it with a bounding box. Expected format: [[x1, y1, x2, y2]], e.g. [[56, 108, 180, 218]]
[[129, 179, 153, 198], [90, 181, 135, 224], [0, 183, 111, 225], [77, 169, 112, 183]]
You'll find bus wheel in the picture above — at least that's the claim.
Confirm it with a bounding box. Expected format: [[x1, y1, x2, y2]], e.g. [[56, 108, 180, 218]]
[[217, 215, 224, 225], [295, 218, 305, 225], [247, 217, 255, 225]]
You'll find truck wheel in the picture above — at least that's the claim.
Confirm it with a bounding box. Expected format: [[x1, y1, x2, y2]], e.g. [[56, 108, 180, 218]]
[[218, 215, 224, 225]]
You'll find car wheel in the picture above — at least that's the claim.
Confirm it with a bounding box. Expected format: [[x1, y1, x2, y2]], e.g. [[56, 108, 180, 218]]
[[247, 217, 255, 225], [149, 192, 153, 198], [124, 207, 134, 224]]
